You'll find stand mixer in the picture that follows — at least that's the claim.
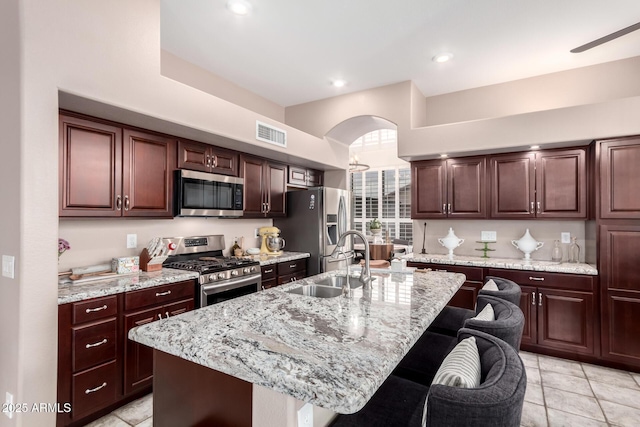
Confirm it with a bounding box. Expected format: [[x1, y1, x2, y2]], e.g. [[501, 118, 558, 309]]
[[259, 226, 286, 255]]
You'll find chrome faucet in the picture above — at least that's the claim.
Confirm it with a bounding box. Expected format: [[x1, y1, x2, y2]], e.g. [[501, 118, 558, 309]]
[[328, 230, 372, 289]]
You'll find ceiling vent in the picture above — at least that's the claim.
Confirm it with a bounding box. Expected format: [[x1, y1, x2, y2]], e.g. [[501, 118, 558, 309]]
[[256, 121, 287, 148]]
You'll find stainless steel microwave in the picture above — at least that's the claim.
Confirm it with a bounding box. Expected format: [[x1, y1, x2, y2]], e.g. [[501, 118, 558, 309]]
[[174, 170, 244, 217]]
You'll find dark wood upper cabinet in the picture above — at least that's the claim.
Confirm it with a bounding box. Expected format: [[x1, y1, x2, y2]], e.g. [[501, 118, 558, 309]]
[[288, 165, 323, 187], [599, 137, 640, 219], [59, 113, 176, 218], [411, 156, 485, 219], [59, 114, 123, 217], [489, 152, 536, 219], [490, 148, 586, 219], [177, 139, 239, 177], [240, 154, 286, 218]]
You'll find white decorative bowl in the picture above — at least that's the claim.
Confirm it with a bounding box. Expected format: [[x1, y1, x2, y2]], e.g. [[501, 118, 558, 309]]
[[246, 248, 260, 255]]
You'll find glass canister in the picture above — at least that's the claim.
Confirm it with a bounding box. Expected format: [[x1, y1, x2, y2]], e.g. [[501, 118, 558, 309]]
[[551, 240, 563, 263], [568, 237, 580, 263]]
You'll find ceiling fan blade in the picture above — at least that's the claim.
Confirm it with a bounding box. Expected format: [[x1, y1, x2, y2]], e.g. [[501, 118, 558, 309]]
[[570, 21, 640, 53]]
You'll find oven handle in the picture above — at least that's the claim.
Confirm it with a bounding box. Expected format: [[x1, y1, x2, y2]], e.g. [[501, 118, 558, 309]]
[[200, 273, 261, 307]]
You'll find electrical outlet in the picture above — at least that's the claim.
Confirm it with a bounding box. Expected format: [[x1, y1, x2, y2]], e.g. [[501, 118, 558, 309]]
[[4, 392, 13, 419], [2, 255, 15, 279], [297, 403, 313, 427], [481, 231, 497, 242], [561, 232, 571, 244], [255, 228, 260, 238], [126, 234, 137, 249]]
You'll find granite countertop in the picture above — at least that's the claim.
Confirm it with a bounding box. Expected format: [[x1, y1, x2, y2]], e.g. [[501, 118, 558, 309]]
[[129, 269, 464, 414], [58, 268, 200, 305], [254, 251, 310, 266], [404, 253, 598, 276]]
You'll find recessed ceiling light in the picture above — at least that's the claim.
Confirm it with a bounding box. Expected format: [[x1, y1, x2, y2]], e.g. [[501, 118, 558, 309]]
[[530, 145, 540, 150], [432, 52, 454, 63], [226, 0, 252, 16], [332, 79, 347, 88]]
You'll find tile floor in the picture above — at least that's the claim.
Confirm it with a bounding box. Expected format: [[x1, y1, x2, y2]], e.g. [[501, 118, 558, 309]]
[[87, 352, 640, 427]]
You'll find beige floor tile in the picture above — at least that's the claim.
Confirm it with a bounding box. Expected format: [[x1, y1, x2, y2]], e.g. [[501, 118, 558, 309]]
[[538, 355, 585, 378], [134, 417, 153, 427], [547, 408, 608, 427], [590, 381, 640, 410], [525, 382, 545, 405], [112, 393, 152, 425], [527, 366, 541, 385], [632, 373, 640, 387], [582, 363, 639, 390], [520, 401, 548, 427], [520, 352, 539, 368], [541, 371, 593, 396], [543, 387, 605, 421], [85, 414, 131, 427], [600, 400, 640, 427]]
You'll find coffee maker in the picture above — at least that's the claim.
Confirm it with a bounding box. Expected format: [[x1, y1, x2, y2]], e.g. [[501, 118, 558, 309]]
[[259, 226, 286, 255]]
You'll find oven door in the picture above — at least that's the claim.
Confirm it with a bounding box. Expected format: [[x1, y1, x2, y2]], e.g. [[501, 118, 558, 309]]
[[200, 274, 261, 307]]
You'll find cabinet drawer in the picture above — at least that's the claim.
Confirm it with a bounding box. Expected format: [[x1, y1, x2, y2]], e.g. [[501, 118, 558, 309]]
[[277, 259, 306, 275], [73, 295, 118, 325], [487, 269, 594, 292], [71, 360, 119, 420], [261, 265, 277, 280], [278, 271, 306, 286], [72, 318, 117, 372], [410, 262, 484, 282], [124, 281, 195, 311]]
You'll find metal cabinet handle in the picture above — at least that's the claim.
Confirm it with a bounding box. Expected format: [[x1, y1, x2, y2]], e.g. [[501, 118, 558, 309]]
[[290, 264, 297, 268], [448, 203, 451, 214], [85, 382, 107, 394], [261, 285, 266, 290], [165, 311, 170, 319], [538, 292, 543, 306], [264, 269, 273, 274], [157, 313, 162, 320], [529, 277, 545, 281], [530, 202, 535, 213], [290, 277, 297, 282], [206, 155, 211, 167], [531, 293, 536, 305], [212, 157, 218, 168], [442, 204, 447, 215], [116, 195, 122, 211], [536, 201, 541, 214], [85, 338, 107, 349], [124, 195, 130, 211], [85, 305, 107, 313], [155, 290, 172, 296]]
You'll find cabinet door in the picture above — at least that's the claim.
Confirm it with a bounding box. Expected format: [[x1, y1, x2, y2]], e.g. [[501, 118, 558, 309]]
[[489, 152, 535, 218], [411, 160, 447, 218], [288, 166, 308, 186], [266, 161, 287, 217], [59, 114, 122, 217], [210, 146, 239, 177], [447, 156, 486, 218], [448, 281, 483, 310], [537, 288, 595, 355], [240, 155, 266, 217], [307, 169, 323, 187], [122, 129, 176, 217], [599, 137, 640, 219], [519, 285, 537, 347], [123, 306, 160, 395], [536, 148, 587, 218], [600, 223, 640, 365], [177, 139, 210, 173]]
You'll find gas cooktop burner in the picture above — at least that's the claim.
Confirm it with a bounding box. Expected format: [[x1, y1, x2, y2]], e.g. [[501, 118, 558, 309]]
[[164, 257, 258, 274]]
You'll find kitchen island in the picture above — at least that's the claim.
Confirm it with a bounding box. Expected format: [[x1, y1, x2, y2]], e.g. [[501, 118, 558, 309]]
[[129, 269, 465, 426]]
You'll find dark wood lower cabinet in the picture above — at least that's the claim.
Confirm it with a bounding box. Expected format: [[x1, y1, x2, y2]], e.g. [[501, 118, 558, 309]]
[[407, 262, 483, 310], [260, 259, 307, 289], [58, 281, 195, 426]]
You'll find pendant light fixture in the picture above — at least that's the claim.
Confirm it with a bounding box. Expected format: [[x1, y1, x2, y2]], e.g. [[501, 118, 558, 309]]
[[349, 155, 370, 172]]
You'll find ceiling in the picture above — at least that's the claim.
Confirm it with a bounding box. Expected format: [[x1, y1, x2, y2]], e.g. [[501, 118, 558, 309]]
[[161, 0, 640, 107]]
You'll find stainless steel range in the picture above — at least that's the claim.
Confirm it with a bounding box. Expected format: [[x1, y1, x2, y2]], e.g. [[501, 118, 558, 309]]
[[162, 235, 261, 308]]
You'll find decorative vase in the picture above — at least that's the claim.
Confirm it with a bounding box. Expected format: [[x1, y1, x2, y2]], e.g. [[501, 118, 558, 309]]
[[371, 228, 382, 244], [438, 228, 464, 258], [511, 229, 544, 260], [568, 237, 580, 263]]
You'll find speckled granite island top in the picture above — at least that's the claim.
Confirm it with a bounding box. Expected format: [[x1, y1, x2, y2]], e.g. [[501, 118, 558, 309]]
[[129, 269, 464, 414], [58, 268, 199, 305], [255, 251, 310, 266], [405, 253, 598, 275]]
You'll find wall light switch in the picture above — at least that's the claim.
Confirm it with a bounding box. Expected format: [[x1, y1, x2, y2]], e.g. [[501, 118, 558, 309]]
[[561, 232, 571, 244], [2, 255, 15, 279], [126, 234, 137, 249], [481, 231, 497, 242]]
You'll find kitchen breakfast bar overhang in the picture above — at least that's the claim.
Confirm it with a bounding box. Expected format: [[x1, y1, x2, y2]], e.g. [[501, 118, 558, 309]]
[[129, 270, 465, 427]]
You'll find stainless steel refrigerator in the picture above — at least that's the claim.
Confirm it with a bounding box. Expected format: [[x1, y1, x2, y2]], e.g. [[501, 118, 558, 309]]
[[274, 187, 349, 276]]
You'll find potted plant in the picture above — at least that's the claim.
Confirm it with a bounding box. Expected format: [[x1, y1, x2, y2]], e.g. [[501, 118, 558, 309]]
[[369, 218, 382, 235]]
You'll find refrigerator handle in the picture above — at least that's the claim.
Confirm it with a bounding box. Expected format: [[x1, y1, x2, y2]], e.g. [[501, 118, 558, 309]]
[[338, 195, 347, 237]]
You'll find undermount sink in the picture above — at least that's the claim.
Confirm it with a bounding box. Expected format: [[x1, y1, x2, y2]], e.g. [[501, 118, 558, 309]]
[[314, 275, 363, 289], [286, 284, 343, 298]]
